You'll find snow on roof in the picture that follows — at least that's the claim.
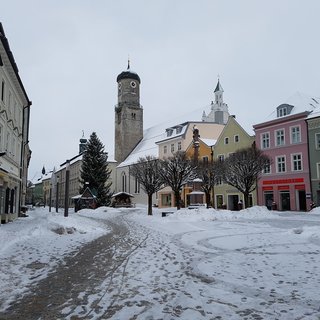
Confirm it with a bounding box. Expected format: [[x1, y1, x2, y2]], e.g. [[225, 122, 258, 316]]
[[155, 123, 188, 144], [266, 92, 320, 120], [118, 106, 210, 167], [31, 171, 53, 184], [201, 138, 216, 147], [112, 191, 134, 198], [307, 110, 320, 120]]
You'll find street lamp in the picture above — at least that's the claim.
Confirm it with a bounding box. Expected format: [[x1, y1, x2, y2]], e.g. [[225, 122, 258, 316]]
[[56, 176, 59, 213], [49, 182, 52, 212], [64, 160, 70, 217]]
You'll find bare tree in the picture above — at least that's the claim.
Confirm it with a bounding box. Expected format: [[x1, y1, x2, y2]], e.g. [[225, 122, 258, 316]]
[[221, 145, 271, 208], [130, 155, 163, 215], [197, 159, 223, 208], [160, 151, 197, 210]]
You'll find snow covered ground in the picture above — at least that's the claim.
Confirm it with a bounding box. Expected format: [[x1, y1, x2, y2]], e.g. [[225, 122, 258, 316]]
[[1, 205, 320, 319]]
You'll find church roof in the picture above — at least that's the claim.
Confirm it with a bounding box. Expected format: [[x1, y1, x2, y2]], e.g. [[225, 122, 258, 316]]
[[117, 109, 224, 168], [116, 61, 141, 83], [214, 79, 223, 93]]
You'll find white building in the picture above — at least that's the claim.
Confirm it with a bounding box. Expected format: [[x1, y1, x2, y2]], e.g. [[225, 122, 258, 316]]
[[0, 23, 31, 223]]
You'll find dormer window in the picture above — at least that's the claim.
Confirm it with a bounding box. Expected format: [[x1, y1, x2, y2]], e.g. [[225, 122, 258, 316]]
[[277, 104, 294, 118], [176, 126, 182, 134], [166, 128, 173, 137], [278, 107, 287, 117]]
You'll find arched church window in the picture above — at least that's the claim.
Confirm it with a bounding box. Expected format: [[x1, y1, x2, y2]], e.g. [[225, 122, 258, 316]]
[[121, 172, 127, 192]]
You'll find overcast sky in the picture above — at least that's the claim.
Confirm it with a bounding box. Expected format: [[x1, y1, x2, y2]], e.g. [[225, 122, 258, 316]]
[[2, 0, 320, 180]]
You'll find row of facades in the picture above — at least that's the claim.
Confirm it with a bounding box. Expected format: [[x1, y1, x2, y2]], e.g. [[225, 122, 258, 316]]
[[0, 23, 31, 223], [30, 65, 320, 213]]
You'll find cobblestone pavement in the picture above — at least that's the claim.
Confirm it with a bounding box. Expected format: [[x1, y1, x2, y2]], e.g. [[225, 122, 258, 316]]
[[0, 213, 149, 320]]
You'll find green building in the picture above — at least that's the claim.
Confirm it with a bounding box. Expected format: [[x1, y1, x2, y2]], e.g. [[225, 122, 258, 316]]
[[213, 115, 255, 209], [307, 113, 320, 206]]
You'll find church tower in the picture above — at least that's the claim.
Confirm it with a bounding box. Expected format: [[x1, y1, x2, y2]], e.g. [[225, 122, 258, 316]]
[[202, 78, 229, 124], [114, 61, 143, 163]]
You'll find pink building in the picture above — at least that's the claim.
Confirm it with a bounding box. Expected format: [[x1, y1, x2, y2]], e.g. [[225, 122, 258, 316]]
[[253, 93, 318, 211]]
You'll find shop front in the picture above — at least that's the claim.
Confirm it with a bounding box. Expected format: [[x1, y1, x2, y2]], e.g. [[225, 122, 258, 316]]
[[261, 178, 310, 211]]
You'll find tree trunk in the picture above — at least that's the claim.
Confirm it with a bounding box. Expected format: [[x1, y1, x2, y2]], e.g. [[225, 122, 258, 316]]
[[243, 192, 249, 209], [147, 194, 153, 216], [205, 191, 211, 208], [175, 191, 181, 210]]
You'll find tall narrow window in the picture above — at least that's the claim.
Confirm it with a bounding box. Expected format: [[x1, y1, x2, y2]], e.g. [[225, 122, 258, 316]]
[[163, 145, 167, 154], [134, 177, 140, 193], [0, 125, 3, 150], [277, 156, 286, 173], [178, 141, 182, 151], [1, 80, 4, 102], [292, 154, 302, 171], [8, 92, 12, 113], [316, 133, 320, 149], [218, 154, 224, 162], [291, 126, 301, 144], [224, 137, 229, 144], [121, 173, 127, 192], [275, 129, 285, 146], [263, 159, 271, 174], [234, 135, 239, 143], [5, 132, 10, 152], [171, 144, 174, 153], [261, 132, 270, 149], [12, 137, 16, 158]]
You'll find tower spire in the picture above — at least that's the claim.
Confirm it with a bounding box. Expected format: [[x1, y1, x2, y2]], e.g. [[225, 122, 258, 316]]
[[127, 56, 130, 70]]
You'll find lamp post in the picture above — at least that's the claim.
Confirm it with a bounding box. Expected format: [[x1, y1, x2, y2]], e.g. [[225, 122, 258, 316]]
[[56, 176, 59, 213], [64, 160, 70, 217], [49, 183, 52, 212]]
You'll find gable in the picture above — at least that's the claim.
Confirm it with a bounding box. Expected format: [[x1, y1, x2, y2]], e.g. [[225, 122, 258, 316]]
[[214, 116, 254, 156]]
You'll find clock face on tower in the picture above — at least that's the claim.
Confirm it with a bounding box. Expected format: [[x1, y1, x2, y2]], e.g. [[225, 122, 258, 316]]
[[130, 81, 136, 88]]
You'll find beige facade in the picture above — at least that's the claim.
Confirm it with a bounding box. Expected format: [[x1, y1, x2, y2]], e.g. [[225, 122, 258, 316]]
[[157, 122, 224, 160], [157, 122, 225, 208], [0, 23, 31, 223]]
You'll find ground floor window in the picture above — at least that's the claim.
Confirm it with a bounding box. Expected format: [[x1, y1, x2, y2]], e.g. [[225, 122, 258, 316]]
[[264, 191, 274, 210], [216, 195, 224, 209], [280, 191, 290, 211], [161, 194, 171, 207], [228, 194, 239, 210]]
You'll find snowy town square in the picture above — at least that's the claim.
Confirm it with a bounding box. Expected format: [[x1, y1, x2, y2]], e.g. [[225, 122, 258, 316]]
[[0, 206, 320, 319]]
